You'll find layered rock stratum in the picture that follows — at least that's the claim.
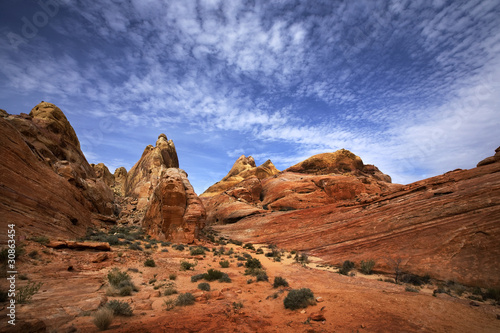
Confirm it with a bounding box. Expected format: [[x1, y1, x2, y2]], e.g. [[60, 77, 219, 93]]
[[0, 102, 116, 241], [213, 147, 500, 287]]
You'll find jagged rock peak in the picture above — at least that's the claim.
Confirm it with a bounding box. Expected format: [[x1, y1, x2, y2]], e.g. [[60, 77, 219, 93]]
[[91, 163, 114, 187], [200, 155, 280, 198], [124, 133, 179, 207]]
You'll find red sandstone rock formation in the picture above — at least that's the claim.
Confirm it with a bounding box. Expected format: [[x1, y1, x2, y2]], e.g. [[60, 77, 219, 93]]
[[142, 168, 206, 243], [125, 133, 179, 209], [203, 149, 398, 225], [92, 162, 115, 187], [201, 155, 280, 198], [214, 148, 500, 287]]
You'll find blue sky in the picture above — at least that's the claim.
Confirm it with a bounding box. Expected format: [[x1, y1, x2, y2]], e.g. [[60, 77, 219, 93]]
[[1, 0, 499, 194]]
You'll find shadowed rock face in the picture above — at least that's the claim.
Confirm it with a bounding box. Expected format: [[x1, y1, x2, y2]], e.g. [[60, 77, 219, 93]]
[[142, 168, 206, 243], [125, 133, 179, 209], [201, 155, 280, 198], [214, 148, 500, 287]]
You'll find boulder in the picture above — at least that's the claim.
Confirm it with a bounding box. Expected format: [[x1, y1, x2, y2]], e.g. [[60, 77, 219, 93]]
[[92, 163, 115, 187], [477, 146, 500, 167]]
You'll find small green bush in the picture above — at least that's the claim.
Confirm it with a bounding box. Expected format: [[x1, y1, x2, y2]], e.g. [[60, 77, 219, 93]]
[[405, 286, 419, 293], [93, 307, 114, 331], [106, 300, 133, 316], [164, 287, 178, 296], [0, 289, 8, 302], [173, 244, 185, 251], [164, 299, 176, 311], [219, 273, 232, 283], [256, 248, 264, 254], [245, 258, 262, 269], [176, 293, 195, 306], [28, 250, 39, 259], [256, 271, 268, 282], [339, 260, 355, 275], [16, 281, 43, 304], [243, 243, 255, 250], [180, 260, 197, 271], [190, 247, 205, 255], [273, 276, 289, 288], [169, 273, 177, 280], [283, 288, 316, 310], [203, 269, 224, 281], [219, 260, 230, 268], [191, 274, 205, 282], [198, 282, 211, 291], [360, 260, 375, 275], [128, 243, 143, 251], [31, 236, 49, 245], [144, 259, 156, 267], [108, 268, 131, 287]]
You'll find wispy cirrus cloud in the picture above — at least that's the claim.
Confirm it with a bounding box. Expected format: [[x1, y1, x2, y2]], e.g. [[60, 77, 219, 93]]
[[0, 0, 499, 193]]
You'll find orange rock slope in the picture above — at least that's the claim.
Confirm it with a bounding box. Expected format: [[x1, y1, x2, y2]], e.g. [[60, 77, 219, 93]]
[[213, 149, 500, 288], [0, 103, 115, 242]]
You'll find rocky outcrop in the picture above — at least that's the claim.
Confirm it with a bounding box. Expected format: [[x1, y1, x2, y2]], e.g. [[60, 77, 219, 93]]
[[142, 168, 206, 243], [285, 149, 392, 182], [1, 102, 115, 217], [203, 149, 398, 224], [92, 163, 115, 187], [201, 155, 280, 198], [125, 133, 179, 209], [214, 148, 500, 287], [113, 166, 127, 196], [477, 146, 500, 167], [0, 117, 93, 242]]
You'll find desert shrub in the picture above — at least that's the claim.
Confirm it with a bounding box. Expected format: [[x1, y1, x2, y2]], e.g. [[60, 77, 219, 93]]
[[203, 269, 223, 281], [0, 289, 8, 302], [237, 256, 246, 261], [107, 268, 137, 296], [161, 241, 171, 247], [198, 282, 211, 291], [106, 300, 132, 316], [273, 277, 289, 288], [294, 252, 309, 264], [283, 288, 316, 310], [483, 288, 500, 302], [28, 250, 39, 259], [219, 260, 230, 268], [338, 260, 355, 275], [219, 273, 232, 283], [176, 293, 195, 306], [164, 287, 178, 296], [144, 243, 152, 249], [190, 247, 205, 255], [405, 286, 419, 293], [18, 274, 29, 280], [180, 260, 197, 271], [256, 248, 264, 254], [144, 259, 156, 267], [31, 236, 49, 245], [243, 243, 255, 250], [128, 242, 143, 251], [108, 268, 131, 287], [245, 258, 262, 269], [360, 260, 375, 275], [401, 273, 425, 286], [247, 279, 254, 284], [245, 267, 266, 277], [164, 299, 176, 311], [16, 281, 43, 304], [256, 271, 269, 282], [191, 274, 205, 282], [148, 278, 157, 285], [93, 307, 114, 331], [169, 273, 177, 280], [229, 239, 243, 246], [127, 268, 139, 273], [173, 244, 185, 251]]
